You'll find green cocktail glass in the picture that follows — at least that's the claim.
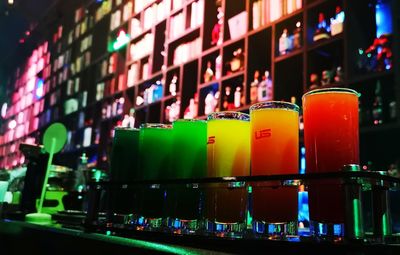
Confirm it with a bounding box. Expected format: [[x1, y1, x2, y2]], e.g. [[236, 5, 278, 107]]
[[109, 127, 140, 215], [167, 119, 207, 233], [138, 124, 173, 228]]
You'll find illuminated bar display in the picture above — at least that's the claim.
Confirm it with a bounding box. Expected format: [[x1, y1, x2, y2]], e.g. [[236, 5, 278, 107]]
[[0, 0, 399, 253]]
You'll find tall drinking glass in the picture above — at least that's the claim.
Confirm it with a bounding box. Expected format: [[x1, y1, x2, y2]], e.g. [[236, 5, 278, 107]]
[[206, 112, 250, 236], [109, 128, 141, 218], [138, 123, 173, 229], [250, 101, 299, 239], [302, 88, 359, 238], [168, 119, 207, 233]]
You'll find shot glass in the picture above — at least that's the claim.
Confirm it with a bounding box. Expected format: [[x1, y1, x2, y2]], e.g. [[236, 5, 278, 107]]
[[302, 88, 360, 240], [137, 123, 173, 230], [167, 119, 207, 234], [250, 101, 300, 240], [206, 111, 250, 237], [109, 128, 141, 218]]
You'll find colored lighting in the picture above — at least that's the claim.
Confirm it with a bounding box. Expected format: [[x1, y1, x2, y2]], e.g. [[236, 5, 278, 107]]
[[300, 147, 306, 174], [1, 103, 7, 118], [353, 198, 361, 238], [8, 120, 17, 130], [376, 0, 392, 37], [112, 30, 130, 51], [36, 78, 44, 99]]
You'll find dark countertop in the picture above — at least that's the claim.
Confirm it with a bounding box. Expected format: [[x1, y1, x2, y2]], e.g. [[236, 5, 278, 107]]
[[0, 220, 225, 254], [1, 219, 400, 254]]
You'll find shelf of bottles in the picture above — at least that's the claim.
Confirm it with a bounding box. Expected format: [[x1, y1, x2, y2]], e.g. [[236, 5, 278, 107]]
[[0, 0, 398, 171]]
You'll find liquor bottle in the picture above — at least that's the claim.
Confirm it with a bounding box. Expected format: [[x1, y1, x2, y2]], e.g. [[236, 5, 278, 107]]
[[309, 73, 320, 91], [230, 48, 244, 72], [169, 74, 178, 96], [234, 86, 241, 108], [265, 71, 273, 100], [279, 28, 290, 55], [204, 91, 215, 115], [258, 73, 268, 102], [211, 5, 224, 45], [215, 55, 222, 79], [250, 70, 260, 104], [313, 13, 330, 42], [223, 86, 231, 110], [292, 21, 302, 49], [204, 61, 215, 83], [372, 80, 383, 125]]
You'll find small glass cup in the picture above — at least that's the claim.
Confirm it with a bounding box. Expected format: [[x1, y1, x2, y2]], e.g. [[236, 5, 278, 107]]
[[302, 88, 360, 240], [109, 128, 141, 225], [250, 101, 300, 240], [167, 119, 207, 234], [137, 123, 173, 230], [206, 111, 250, 237]]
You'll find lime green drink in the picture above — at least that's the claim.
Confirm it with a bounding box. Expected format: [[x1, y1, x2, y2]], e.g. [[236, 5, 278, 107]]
[[167, 120, 207, 231], [139, 124, 173, 221], [171, 119, 207, 178], [139, 124, 173, 180]]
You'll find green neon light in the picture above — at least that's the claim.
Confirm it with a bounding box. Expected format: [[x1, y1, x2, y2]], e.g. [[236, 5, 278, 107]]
[[352, 198, 361, 238], [382, 213, 389, 236], [112, 31, 130, 51]]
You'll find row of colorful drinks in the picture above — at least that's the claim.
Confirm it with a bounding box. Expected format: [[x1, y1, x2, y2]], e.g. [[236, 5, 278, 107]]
[[109, 88, 360, 238]]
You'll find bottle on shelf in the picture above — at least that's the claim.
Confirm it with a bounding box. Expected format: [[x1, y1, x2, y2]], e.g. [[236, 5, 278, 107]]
[[258, 71, 272, 102], [334, 66, 344, 83], [204, 91, 217, 115], [372, 80, 383, 125], [234, 86, 242, 108], [313, 13, 330, 42], [169, 74, 178, 96], [204, 61, 215, 83], [229, 48, 244, 73], [211, 4, 223, 46], [223, 86, 231, 110], [121, 108, 135, 128], [265, 71, 273, 100], [330, 6, 345, 36], [292, 21, 302, 49], [309, 73, 320, 91], [215, 54, 222, 79], [184, 95, 198, 119], [279, 28, 290, 55], [165, 98, 180, 123], [321, 70, 333, 87], [250, 70, 260, 104]]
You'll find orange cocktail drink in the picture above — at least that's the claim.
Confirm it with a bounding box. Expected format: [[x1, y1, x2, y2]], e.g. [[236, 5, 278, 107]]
[[250, 102, 299, 230], [303, 88, 359, 224]]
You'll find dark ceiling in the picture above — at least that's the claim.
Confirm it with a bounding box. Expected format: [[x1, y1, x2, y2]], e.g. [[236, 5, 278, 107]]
[[0, 0, 85, 101], [0, 0, 56, 69]]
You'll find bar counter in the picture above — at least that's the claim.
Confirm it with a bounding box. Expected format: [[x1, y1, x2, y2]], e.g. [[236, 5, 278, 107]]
[[1, 219, 400, 254]]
